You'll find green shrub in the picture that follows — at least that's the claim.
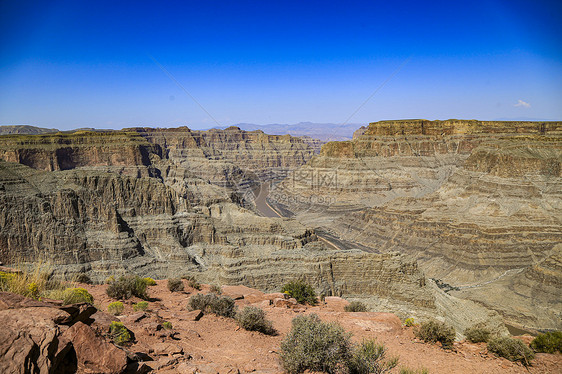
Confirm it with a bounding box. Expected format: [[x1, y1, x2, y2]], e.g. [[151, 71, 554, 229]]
[[210, 284, 222, 294], [188, 279, 202, 290], [110, 321, 132, 346], [107, 301, 124, 316], [348, 339, 398, 374], [62, 287, 94, 305], [106, 276, 148, 300], [464, 326, 491, 343], [415, 320, 455, 349], [74, 273, 92, 284], [143, 277, 157, 286], [235, 306, 275, 335], [280, 314, 353, 374], [345, 301, 368, 312], [162, 321, 173, 330], [530, 331, 562, 353], [404, 318, 416, 327], [187, 293, 237, 318], [105, 275, 115, 284], [133, 301, 149, 311], [487, 337, 534, 365], [167, 278, 184, 292], [281, 280, 317, 305]]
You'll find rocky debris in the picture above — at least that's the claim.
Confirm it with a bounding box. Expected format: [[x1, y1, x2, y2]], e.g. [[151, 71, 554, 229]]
[[151, 342, 184, 356], [184, 309, 204, 321], [0, 291, 149, 374], [60, 321, 128, 374]]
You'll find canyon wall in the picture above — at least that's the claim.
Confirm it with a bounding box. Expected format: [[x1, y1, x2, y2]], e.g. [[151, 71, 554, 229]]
[[269, 120, 562, 330]]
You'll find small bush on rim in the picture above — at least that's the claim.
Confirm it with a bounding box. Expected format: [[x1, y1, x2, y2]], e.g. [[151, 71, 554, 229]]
[[187, 293, 236, 318], [530, 331, 562, 353], [106, 275, 148, 300], [110, 321, 132, 346], [281, 279, 317, 305], [404, 318, 416, 327], [280, 314, 352, 373], [487, 337, 534, 365], [62, 287, 94, 305], [162, 321, 173, 329], [464, 325, 491, 343], [167, 278, 184, 292], [348, 339, 398, 374], [107, 301, 124, 315], [133, 301, 149, 311], [210, 284, 222, 294], [345, 301, 368, 312], [235, 306, 275, 335], [415, 320, 456, 349], [143, 277, 157, 286]]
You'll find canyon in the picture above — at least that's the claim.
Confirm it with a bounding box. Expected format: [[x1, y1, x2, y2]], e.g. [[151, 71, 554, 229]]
[[0, 120, 560, 335]]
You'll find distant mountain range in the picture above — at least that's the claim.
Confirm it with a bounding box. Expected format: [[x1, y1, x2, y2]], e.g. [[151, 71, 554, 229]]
[[0, 125, 58, 135], [227, 122, 363, 141]]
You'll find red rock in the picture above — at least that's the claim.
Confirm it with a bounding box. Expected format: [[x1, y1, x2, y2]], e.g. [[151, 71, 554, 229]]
[[61, 321, 128, 374], [151, 342, 184, 356], [185, 309, 204, 321], [273, 297, 297, 308]]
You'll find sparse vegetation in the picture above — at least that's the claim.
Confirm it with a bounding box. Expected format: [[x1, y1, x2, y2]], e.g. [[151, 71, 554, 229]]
[[188, 279, 201, 290], [281, 279, 317, 305], [110, 321, 132, 346], [133, 301, 149, 311], [415, 320, 455, 349], [235, 306, 275, 335], [187, 293, 237, 318], [0, 264, 67, 300], [162, 321, 173, 329], [106, 275, 148, 300], [62, 287, 94, 305], [345, 301, 368, 312], [487, 337, 534, 365], [464, 325, 491, 343], [348, 339, 398, 374], [210, 284, 222, 294], [280, 314, 353, 373], [280, 314, 398, 374], [143, 277, 157, 286], [167, 278, 184, 292], [107, 301, 124, 315], [404, 318, 416, 327], [74, 273, 92, 284], [530, 331, 562, 354]]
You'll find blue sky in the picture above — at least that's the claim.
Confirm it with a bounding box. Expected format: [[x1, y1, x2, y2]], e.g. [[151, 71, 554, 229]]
[[1, 0, 561, 130]]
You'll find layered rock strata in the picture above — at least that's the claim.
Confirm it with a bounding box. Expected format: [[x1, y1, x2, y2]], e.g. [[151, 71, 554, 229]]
[[269, 120, 562, 330]]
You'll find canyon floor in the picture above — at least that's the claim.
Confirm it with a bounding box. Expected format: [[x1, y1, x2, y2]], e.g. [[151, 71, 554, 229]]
[[83, 279, 561, 374]]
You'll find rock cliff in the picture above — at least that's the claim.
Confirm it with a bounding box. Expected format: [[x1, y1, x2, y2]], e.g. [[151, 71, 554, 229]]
[[269, 119, 562, 330]]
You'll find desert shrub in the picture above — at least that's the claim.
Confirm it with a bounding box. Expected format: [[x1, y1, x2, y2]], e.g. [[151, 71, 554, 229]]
[[280, 314, 353, 373], [143, 277, 157, 286], [530, 331, 562, 353], [74, 273, 92, 284], [1, 265, 66, 300], [487, 337, 534, 365], [404, 318, 416, 327], [235, 306, 275, 335], [188, 279, 201, 290], [133, 301, 149, 311], [162, 321, 173, 329], [167, 278, 184, 292], [415, 320, 455, 349], [187, 293, 237, 318], [62, 287, 94, 305], [107, 301, 124, 315], [110, 321, 132, 346], [210, 284, 222, 294], [464, 326, 491, 343], [281, 279, 317, 305], [399, 368, 429, 374], [345, 301, 368, 312], [348, 339, 398, 374], [106, 275, 148, 300], [105, 275, 115, 284]]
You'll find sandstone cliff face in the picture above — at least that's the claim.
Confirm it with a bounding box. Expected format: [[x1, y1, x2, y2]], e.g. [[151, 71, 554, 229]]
[[270, 120, 562, 330], [0, 128, 438, 316]]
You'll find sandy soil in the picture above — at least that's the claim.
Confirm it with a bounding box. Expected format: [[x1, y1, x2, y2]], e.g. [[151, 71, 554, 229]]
[[82, 281, 561, 374]]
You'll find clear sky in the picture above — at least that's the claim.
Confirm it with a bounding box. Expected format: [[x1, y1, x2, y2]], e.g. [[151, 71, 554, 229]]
[[1, 0, 561, 130]]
